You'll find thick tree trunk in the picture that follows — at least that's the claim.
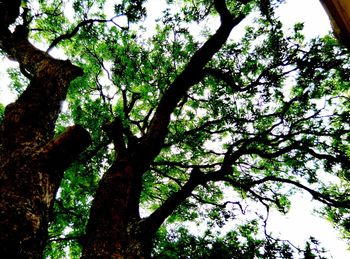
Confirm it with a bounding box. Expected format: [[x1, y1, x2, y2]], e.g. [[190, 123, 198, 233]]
[[0, 125, 90, 258], [0, 71, 90, 258], [81, 153, 152, 258], [320, 0, 350, 48], [0, 61, 90, 257], [0, 4, 91, 257]]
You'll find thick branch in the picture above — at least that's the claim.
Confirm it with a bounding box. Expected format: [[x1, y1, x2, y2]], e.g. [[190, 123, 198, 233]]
[[77, 136, 111, 163], [102, 118, 126, 153], [0, 0, 21, 31], [140, 4, 247, 164], [204, 68, 242, 90], [214, 0, 234, 22], [247, 142, 301, 159], [39, 125, 91, 173], [302, 146, 348, 167], [1, 27, 82, 78], [1, 21, 83, 146], [2, 59, 83, 148], [142, 169, 205, 235]]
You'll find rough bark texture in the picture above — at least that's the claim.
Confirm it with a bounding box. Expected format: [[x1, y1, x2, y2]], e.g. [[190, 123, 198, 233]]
[[81, 153, 150, 258], [0, 2, 91, 258]]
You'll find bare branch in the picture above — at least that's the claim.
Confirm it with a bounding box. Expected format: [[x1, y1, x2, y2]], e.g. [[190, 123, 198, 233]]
[[191, 193, 246, 214], [153, 160, 221, 170]]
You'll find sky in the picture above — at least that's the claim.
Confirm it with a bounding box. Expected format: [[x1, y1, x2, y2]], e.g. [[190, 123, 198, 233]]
[[256, 1, 350, 258], [0, 0, 349, 258]]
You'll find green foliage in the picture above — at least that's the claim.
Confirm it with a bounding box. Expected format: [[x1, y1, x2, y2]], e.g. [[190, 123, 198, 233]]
[[9, 0, 350, 257], [318, 181, 350, 242], [152, 223, 328, 259], [115, 0, 147, 22], [7, 67, 28, 94], [302, 237, 328, 259], [0, 103, 5, 123]]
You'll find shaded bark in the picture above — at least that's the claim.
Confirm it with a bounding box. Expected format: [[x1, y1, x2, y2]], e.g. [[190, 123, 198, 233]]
[[0, 4, 91, 258], [81, 153, 149, 258], [0, 0, 21, 31], [0, 126, 90, 258]]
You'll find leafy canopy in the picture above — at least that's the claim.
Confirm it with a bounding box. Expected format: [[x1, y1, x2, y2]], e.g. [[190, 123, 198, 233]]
[[2, 0, 350, 257]]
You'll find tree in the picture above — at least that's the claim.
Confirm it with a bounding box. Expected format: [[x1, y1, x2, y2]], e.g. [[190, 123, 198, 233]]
[[0, 0, 349, 258]]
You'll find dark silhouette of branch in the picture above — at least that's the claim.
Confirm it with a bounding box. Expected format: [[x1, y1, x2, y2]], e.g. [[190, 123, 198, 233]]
[[142, 168, 206, 235], [102, 118, 126, 153], [241, 176, 350, 209], [214, 0, 234, 22], [191, 193, 246, 214], [48, 235, 82, 243], [0, 0, 21, 30], [54, 199, 82, 219], [153, 160, 221, 170], [47, 15, 124, 52], [38, 125, 92, 174], [77, 136, 111, 164]]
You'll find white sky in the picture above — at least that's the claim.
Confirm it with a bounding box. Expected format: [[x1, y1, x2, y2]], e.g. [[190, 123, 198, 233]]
[[0, 0, 349, 258], [270, 1, 349, 258]]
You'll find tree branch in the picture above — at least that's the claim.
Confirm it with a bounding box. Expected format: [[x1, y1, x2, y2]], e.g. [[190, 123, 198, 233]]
[[203, 67, 243, 91], [153, 160, 221, 170], [102, 118, 126, 154], [47, 16, 124, 52], [77, 136, 111, 163], [140, 2, 247, 164], [48, 235, 82, 243], [239, 176, 350, 209], [0, 0, 21, 31], [214, 0, 234, 22], [142, 168, 205, 235], [39, 125, 92, 174], [191, 193, 246, 214]]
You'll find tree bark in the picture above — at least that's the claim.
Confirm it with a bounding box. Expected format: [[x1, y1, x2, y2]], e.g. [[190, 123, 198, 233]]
[[81, 153, 151, 258], [0, 4, 91, 258]]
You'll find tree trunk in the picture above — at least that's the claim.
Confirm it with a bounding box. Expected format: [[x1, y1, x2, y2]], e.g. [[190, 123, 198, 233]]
[[0, 62, 90, 258], [0, 7, 91, 256], [1, 125, 90, 258], [81, 153, 152, 258], [320, 0, 350, 48]]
